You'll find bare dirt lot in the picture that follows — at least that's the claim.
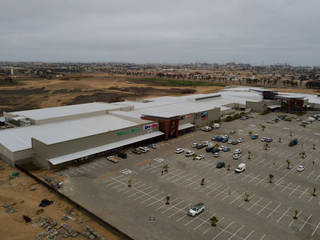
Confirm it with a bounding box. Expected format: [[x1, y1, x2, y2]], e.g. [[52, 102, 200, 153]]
[[0, 73, 225, 113], [0, 161, 124, 240]]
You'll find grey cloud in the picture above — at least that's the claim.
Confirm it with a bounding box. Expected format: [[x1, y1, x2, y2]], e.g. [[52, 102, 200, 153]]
[[0, 0, 319, 65]]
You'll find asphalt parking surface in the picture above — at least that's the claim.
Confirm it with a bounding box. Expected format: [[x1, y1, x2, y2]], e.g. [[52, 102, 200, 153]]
[[56, 112, 320, 240]]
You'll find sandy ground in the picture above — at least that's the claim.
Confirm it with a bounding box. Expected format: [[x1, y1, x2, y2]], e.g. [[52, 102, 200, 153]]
[[0, 160, 123, 240]]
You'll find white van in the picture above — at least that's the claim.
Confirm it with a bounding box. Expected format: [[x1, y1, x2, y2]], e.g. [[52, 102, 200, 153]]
[[235, 163, 246, 173]]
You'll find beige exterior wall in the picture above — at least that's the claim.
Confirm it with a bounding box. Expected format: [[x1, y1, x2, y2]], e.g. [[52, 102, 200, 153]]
[[179, 114, 195, 125], [194, 108, 220, 127], [246, 101, 266, 113], [32, 122, 159, 167]]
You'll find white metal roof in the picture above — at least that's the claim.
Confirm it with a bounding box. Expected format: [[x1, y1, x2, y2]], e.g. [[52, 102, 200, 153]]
[[9, 102, 122, 121], [0, 114, 141, 151], [48, 131, 164, 165]]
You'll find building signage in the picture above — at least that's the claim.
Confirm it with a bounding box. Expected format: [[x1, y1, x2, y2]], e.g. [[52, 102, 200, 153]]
[[186, 114, 193, 119], [117, 128, 141, 136], [201, 111, 208, 120], [144, 123, 158, 130]]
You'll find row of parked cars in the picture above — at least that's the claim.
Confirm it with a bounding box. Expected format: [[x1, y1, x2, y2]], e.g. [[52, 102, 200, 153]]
[[132, 144, 157, 154]]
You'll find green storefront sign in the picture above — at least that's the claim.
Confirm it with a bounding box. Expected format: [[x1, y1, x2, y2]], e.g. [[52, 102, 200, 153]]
[[117, 128, 141, 136]]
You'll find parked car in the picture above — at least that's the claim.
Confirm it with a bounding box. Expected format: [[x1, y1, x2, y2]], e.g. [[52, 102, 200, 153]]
[[212, 148, 220, 153], [265, 137, 273, 143], [192, 143, 198, 148], [234, 149, 242, 154], [213, 152, 219, 158], [222, 147, 231, 152], [149, 144, 157, 149], [185, 150, 195, 157], [206, 147, 213, 152], [296, 165, 305, 172], [196, 143, 205, 149], [137, 146, 149, 153], [230, 130, 236, 134], [187, 203, 205, 216], [227, 139, 233, 144], [251, 134, 259, 140], [132, 149, 142, 154], [117, 152, 127, 159], [216, 162, 225, 168], [235, 163, 246, 173], [233, 154, 241, 160], [241, 116, 248, 120], [201, 126, 212, 132], [289, 138, 298, 147], [215, 136, 223, 142], [202, 141, 210, 146], [237, 138, 243, 143], [231, 140, 239, 145], [175, 148, 184, 154], [106, 156, 118, 163], [195, 154, 204, 160]]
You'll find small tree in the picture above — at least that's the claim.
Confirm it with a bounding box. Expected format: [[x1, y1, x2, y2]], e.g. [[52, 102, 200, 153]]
[[165, 195, 170, 205], [313, 144, 316, 150], [293, 209, 298, 219], [227, 164, 231, 171], [312, 187, 317, 197], [269, 174, 274, 183], [210, 216, 218, 227], [163, 164, 168, 173], [248, 131, 252, 136], [248, 151, 251, 160], [289, 131, 293, 137], [312, 160, 315, 166], [261, 125, 266, 131], [264, 143, 269, 150], [128, 178, 132, 187], [278, 137, 282, 143], [244, 192, 249, 202], [286, 160, 291, 169], [200, 178, 205, 186]]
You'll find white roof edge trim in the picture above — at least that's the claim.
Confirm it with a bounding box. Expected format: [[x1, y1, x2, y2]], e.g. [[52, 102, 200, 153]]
[[178, 123, 195, 130], [48, 131, 164, 165]]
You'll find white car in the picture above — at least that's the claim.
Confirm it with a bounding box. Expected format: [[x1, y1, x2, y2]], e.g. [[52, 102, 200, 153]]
[[185, 150, 195, 157], [137, 146, 149, 152], [228, 139, 233, 144], [234, 149, 242, 154], [213, 152, 220, 158], [202, 141, 210, 146], [192, 143, 198, 148], [235, 163, 246, 173], [195, 154, 204, 160], [233, 154, 241, 160], [296, 165, 305, 172], [175, 148, 184, 154], [201, 126, 212, 132], [237, 138, 243, 143], [187, 203, 205, 216]]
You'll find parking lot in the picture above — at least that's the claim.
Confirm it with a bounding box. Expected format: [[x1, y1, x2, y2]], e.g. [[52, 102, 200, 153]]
[[55, 112, 320, 240]]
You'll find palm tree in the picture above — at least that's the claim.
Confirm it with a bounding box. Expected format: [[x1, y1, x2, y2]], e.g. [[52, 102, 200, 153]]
[[248, 151, 251, 160], [165, 195, 170, 205], [299, 152, 306, 159], [210, 216, 218, 227], [128, 178, 132, 187], [278, 137, 282, 143], [313, 144, 316, 150], [261, 125, 266, 131], [248, 131, 252, 137], [244, 192, 249, 202], [293, 209, 299, 219], [269, 174, 274, 183], [163, 164, 168, 173], [201, 178, 205, 186], [264, 143, 269, 150], [312, 187, 317, 197], [227, 164, 231, 171], [286, 160, 291, 169]]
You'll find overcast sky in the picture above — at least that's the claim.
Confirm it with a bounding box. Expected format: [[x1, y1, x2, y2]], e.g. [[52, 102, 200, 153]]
[[0, 0, 319, 65]]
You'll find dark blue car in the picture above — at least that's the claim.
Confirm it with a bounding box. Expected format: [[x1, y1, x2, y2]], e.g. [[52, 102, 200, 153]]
[[251, 134, 259, 140]]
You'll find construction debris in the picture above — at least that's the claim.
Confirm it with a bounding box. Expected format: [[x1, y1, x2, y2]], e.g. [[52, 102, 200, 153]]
[[43, 175, 63, 189], [39, 199, 53, 207], [23, 215, 31, 223]]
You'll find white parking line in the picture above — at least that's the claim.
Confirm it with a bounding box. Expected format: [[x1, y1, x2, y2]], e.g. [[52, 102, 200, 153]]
[[163, 200, 185, 214], [207, 184, 224, 195], [289, 185, 300, 196], [248, 197, 262, 211], [267, 203, 281, 218], [244, 230, 255, 240], [184, 215, 201, 226], [141, 191, 164, 204], [255, 178, 265, 186], [228, 225, 244, 240], [157, 198, 178, 211], [281, 183, 291, 192], [298, 187, 309, 199], [212, 221, 233, 240], [277, 207, 291, 223], [259, 234, 266, 240], [256, 200, 273, 215], [299, 214, 312, 231], [230, 193, 243, 204], [312, 222, 320, 236]]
